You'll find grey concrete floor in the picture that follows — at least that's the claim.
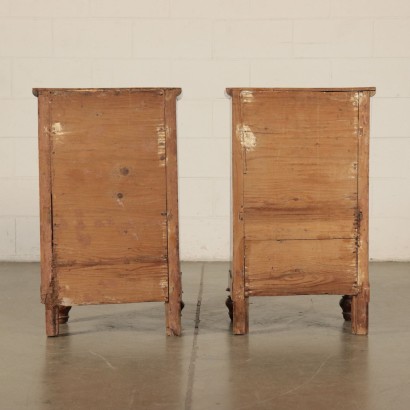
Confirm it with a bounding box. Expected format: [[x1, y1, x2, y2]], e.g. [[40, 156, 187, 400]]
[[0, 262, 409, 410]]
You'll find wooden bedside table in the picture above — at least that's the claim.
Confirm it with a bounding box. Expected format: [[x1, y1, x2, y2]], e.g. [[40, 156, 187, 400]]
[[34, 88, 182, 337], [226, 87, 375, 335]]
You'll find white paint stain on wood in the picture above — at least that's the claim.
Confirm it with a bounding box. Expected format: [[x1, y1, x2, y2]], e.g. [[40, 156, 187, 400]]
[[241, 90, 254, 103], [238, 124, 257, 151], [358, 91, 365, 105], [51, 122, 63, 134], [61, 297, 73, 306], [157, 126, 166, 166], [349, 162, 358, 178], [51, 122, 71, 141], [350, 93, 359, 108]]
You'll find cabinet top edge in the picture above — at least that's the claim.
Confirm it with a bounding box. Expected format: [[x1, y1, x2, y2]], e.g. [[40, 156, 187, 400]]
[[226, 87, 376, 97], [33, 87, 182, 97]]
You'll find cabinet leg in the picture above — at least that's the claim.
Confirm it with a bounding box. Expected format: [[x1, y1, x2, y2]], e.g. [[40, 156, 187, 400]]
[[232, 295, 249, 335], [339, 295, 352, 321], [58, 306, 72, 324], [351, 288, 370, 335], [165, 299, 182, 336], [45, 305, 59, 337]]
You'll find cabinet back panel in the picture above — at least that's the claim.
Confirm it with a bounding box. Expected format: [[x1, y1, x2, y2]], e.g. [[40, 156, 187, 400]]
[[242, 91, 358, 235], [49, 91, 168, 302], [240, 91, 359, 294], [50, 91, 167, 263]]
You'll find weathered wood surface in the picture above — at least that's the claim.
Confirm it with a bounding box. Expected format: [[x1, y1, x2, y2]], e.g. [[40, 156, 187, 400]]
[[45, 305, 59, 337], [226, 87, 376, 96], [164, 89, 182, 336], [228, 87, 375, 335], [245, 239, 357, 296], [352, 91, 371, 335], [38, 93, 54, 305], [50, 91, 167, 266], [231, 89, 248, 335], [57, 262, 168, 305], [34, 88, 182, 336]]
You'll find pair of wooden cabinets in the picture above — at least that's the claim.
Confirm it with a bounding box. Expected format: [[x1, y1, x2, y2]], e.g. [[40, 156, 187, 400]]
[[34, 87, 375, 337]]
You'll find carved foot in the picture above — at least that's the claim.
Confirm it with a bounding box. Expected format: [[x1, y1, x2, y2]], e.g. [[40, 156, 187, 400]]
[[180, 301, 185, 311], [58, 306, 72, 324], [226, 296, 233, 321], [339, 296, 352, 321]]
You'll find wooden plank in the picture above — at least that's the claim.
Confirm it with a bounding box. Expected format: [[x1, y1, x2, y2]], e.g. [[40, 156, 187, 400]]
[[49, 91, 164, 134], [53, 215, 167, 266], [230, 89, 248, 334], [33, 87, 181, 97], [37, 93, 55, 305], [50, 91, 168, 266], [226, 87, 376, 96], [244, 134, 358, 210], [245, 210, 357, 241], [37, 91, 60, 336], [164, 88, 182, 336], [245, 239, 358, 296], [352, 90, 371, 335], [240, 90, 358, 134], [57, 262, 168, 305]]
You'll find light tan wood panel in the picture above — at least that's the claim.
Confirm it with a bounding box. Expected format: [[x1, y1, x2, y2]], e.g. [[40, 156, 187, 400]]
[[245, 239, 358, 296], [50, 91, 167, 264], [242, 91, 358, 241], [244, 133, 358, 209], [57, 261, 168, 305], [240, 90, 359, 134], [245, 210, 357, 241], [53, 215, 167, 266]]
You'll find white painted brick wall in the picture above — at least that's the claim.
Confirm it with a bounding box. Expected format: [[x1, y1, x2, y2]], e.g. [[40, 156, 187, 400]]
[[251, 60, 332, 88], [54, 20, 132, 58], [0, 0, 409, 261], [214, 20, 292, 59], [294, 19, 373, 58]]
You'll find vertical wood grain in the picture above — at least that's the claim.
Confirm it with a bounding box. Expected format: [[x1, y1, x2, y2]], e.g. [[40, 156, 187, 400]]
[[352, 91, 371, 335], [45, 305, 59, 337], [38, 92, 53, 302], [230, 89, 248, 335], [164, 89, 182, 336], [37, 91, 59, 336]]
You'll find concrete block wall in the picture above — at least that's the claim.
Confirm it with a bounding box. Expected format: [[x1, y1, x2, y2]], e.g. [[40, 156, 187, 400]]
[[0, 0, 409, 261]]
